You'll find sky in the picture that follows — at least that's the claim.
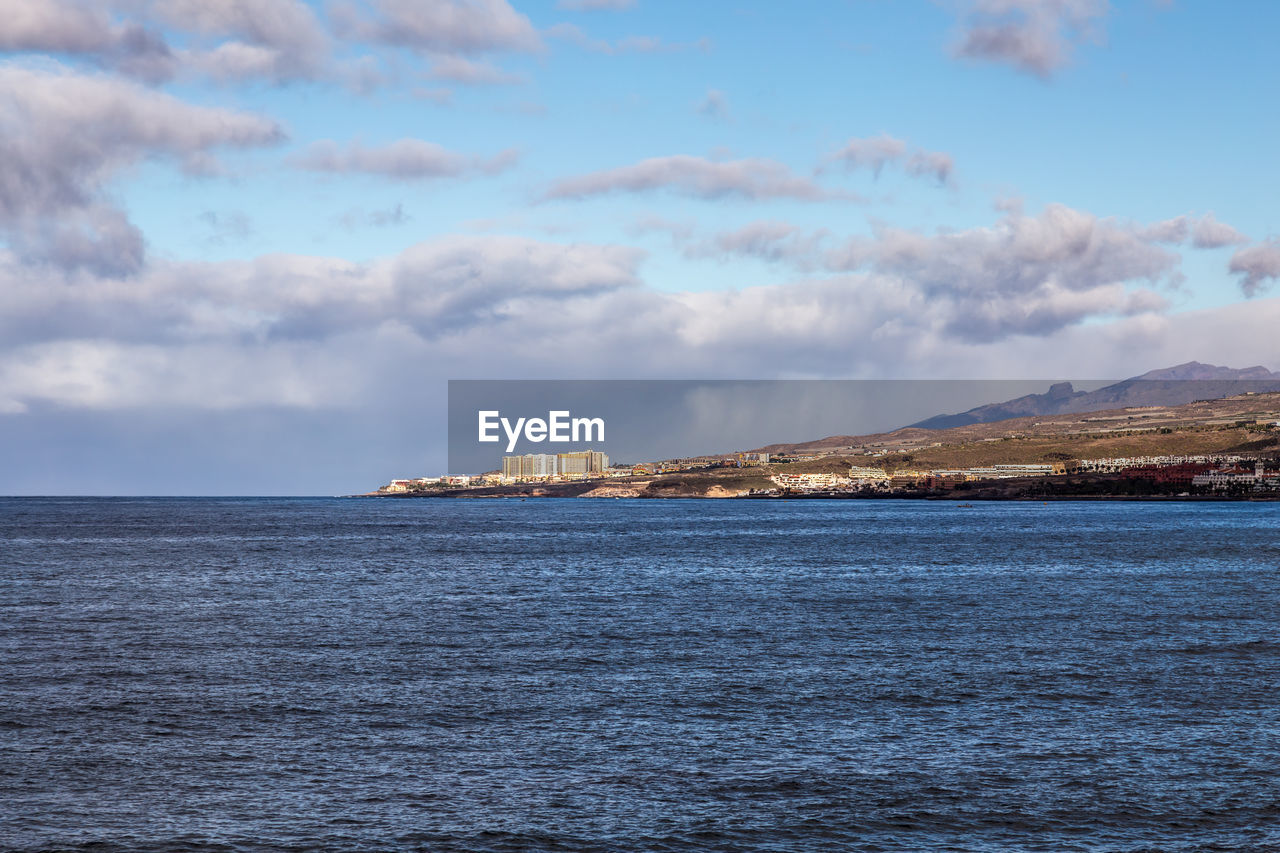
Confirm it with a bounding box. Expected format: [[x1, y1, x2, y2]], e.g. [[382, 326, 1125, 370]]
[[1, 0, 1279, 494]]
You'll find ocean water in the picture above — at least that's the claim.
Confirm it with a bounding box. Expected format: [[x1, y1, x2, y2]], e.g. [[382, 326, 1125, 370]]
[[2, 497, 1279, 852]]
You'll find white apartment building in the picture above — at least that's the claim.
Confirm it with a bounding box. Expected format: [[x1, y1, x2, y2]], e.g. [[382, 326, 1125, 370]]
[[502, 453, 558, 480]]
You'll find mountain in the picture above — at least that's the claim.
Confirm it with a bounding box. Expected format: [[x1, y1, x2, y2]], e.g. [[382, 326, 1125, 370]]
[[909, 362, 1280, 430], [1135, 362, 1279, 381]]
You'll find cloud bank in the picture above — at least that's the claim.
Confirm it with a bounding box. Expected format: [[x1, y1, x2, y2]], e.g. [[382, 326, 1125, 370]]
[[0, 204, 1238, 415]]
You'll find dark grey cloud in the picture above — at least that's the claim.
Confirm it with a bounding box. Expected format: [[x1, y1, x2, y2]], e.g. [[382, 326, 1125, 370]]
[[824, 134, 954, 184], [293, 138, 518, 179], [1229, 239, 1280, 297], [544, 155, 844, 202], [0, 65, 284, 275], [952, 0, 1108, 78]]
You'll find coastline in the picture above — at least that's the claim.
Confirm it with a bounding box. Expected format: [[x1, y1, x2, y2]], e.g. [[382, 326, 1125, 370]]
[[362, 482, 1280, 502]]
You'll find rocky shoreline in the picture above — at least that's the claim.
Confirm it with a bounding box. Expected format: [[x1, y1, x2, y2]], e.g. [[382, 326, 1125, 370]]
[[367, 472, 1280, 501]]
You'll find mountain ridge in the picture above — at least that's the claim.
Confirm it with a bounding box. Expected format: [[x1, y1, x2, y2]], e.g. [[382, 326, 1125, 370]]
[[908, 362, 1280, 431]]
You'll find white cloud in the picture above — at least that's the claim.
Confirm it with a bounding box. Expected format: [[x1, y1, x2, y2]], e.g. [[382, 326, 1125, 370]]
[[159, 0, 332, 83], [0, 0, 359, 85], [0, 235, 647, 413], [825, 134, 907, 176], [1140, 213, 1250, 249], [952, 0, 1109, 78], [824, 134, 954, 184], [338, 0, 542, 55], [544, 155, 844, 202], [668, 204, 1182, 342], [544, 22, 706, 54], [0, 64, 284, 275], [676, 220, 829, 269], [1229, 239, 1280, 297], [427, 54, 526, 84], [1191, 213, 1250, 249], [556, 0, 636, 9], [0, 216, 1208, 414], [292, 138, 518, 178], [0, 0, 176, 81], [823, 204, 1180, 340]]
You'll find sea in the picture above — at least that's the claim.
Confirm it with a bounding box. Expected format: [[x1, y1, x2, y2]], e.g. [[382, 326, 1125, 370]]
[[2, 497, 1279, 852]]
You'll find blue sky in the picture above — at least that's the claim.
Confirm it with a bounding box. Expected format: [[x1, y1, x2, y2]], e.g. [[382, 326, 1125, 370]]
[[114, 0, 1278, 304], [1, 0, 1278, 493]]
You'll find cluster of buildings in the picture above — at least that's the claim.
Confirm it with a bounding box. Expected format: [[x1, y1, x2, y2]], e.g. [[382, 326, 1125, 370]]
[[379, 449, 1278, 497], [762, 456, 1278, 495], [379, 448, 730, 492], [501, 450, 610, 482], [382, 475, 474, 492], [1075, 455, 1245, 473], [496, 451, 774, 483], [773, 463, 1068, 493], [636, 453, 770, 473], [1191, 460, 1280, 491]]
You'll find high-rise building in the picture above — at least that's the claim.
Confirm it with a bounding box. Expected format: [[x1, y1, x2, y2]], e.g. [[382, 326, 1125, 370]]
[[502, 456, 521, 479], [528, 453, 557, 477], [501, 451, 607, 479], [502, 453, 558, 480], [556, 450, 609, 475]]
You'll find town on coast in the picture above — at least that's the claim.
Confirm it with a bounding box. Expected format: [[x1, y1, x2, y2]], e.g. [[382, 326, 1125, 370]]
[[378, 451, 1279, 500], [375, 390, 1280, 500]]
